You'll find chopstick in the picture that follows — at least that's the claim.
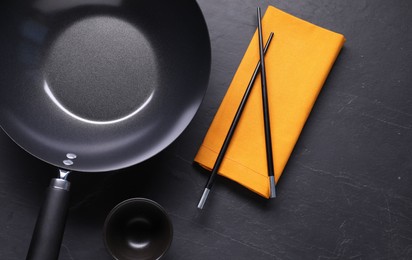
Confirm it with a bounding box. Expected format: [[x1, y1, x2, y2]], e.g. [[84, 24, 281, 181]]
[[197, 32, 274, 209], [257, 7, 276, 198]]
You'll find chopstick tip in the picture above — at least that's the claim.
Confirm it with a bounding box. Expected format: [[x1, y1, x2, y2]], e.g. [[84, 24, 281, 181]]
[[269, 176, 276, 198], [197, 188, 211, 209]]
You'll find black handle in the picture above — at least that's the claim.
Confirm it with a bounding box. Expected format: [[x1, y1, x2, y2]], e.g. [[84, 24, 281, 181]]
[[26, 178, 71, 260]]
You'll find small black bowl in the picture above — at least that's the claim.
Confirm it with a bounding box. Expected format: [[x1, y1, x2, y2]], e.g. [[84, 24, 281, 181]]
[[103, 198, 173, 260]]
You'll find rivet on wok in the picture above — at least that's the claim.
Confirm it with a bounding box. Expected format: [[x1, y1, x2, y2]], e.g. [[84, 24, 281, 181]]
[[63, 159, 73, 166], [66, 153, 77, 159]]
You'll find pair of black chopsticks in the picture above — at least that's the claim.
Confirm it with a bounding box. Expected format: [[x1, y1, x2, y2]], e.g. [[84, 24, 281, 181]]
[[198, 7, 276, 209]]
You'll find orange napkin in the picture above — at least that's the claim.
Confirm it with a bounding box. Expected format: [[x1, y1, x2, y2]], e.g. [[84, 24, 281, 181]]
[[194, 6, 345, 198]]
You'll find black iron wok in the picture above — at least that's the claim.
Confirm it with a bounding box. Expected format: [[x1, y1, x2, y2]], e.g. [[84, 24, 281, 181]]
[[0, 0, 211, 259]]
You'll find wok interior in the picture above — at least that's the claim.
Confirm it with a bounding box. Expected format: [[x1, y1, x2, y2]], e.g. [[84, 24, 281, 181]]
[[0, 0, 211, 171], [44, 15, 158, 123]]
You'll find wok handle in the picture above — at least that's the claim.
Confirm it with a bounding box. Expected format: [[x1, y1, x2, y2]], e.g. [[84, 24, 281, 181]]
[[26, 178, 71, 260]]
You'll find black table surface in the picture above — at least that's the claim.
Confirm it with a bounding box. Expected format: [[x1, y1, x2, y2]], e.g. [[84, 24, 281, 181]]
[[1, 0, 412, 259]]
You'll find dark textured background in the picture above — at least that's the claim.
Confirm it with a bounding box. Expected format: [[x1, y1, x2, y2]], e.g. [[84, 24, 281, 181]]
[[1, 0, 412, 259]]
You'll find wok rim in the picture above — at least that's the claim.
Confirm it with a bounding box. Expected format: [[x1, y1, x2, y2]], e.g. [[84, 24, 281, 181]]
[[0, 0, 211, 172]]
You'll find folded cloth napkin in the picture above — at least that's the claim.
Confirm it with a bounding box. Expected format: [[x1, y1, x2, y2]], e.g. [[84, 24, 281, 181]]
[[194, 6, 345, 198]]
